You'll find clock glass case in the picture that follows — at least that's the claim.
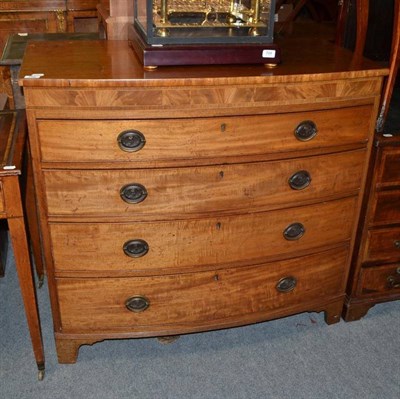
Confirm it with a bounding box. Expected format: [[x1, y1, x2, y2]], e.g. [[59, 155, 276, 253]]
[[130, 0, 280, 67], [134, 0, 276, 44]]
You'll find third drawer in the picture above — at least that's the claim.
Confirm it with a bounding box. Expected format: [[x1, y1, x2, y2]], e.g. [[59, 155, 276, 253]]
[[49, 196, 358, 274]]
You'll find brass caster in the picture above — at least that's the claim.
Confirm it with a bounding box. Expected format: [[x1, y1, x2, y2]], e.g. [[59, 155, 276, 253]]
[[249, 27, 260, 37], [156, 335, 180, 345], [38, 275, 45, 289], [264, 63, 278, 69], [156, 28, 169, 37], [38, 369, 45, 381], [144, 65, 158, 71]]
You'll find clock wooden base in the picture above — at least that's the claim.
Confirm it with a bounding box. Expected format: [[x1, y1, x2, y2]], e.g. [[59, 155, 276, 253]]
[[128, 25, 281, 68]]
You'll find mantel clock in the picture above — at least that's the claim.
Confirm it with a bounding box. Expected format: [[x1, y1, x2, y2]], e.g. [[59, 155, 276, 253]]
[[129, 0, 280, 68]]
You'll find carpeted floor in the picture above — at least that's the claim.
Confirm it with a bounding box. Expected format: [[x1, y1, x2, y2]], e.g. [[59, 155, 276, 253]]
[[0, 244, 399, 399]]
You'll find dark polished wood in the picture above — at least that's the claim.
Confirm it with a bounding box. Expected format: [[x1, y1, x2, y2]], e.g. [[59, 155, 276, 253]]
[[354, 0, 369, 59], [0, 1, 99, 53], [66, 0, 98, 33], [129, 25, 281, 68], [0, 1, 65, 53], [0, 110, 45, 379], [97, 0, 133, 40], [344, 135, 400, 321], [376, 0, 400, 131], [343, 1, 400, 321]]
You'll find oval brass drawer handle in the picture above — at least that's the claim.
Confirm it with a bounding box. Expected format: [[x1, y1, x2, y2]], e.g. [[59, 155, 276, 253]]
[[294, 120, 318, 141], [117, 130, 146, 152], [276, 276, 297, 293], [125, 296, 150, 313], [289, 170, 312, 190], [120, 183, 148, 204], [387, 276, 400, 289], [123, 239, 149, 258], [387, 267, 400, 289], [283, 222, 305, 241]]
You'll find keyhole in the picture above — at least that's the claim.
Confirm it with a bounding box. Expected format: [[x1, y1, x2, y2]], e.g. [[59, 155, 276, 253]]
[[219, 171, 224, 178], [216, 222, 222, 230], [220, 123, 226, 132]]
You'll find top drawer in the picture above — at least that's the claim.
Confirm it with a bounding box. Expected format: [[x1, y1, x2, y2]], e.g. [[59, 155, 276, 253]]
[[37, 105, 373, 165]]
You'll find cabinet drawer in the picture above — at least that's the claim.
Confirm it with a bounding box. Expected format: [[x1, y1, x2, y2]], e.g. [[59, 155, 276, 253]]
[[372, 190, 400, 225], [377, 147, 400, 186], [44, 150, 365, 218], [56, 246, 348, 333], [50, 197, 357, 274], [37, 105, 372, 164], [364, 227, 400, 262], [360, 264, 400, 295]]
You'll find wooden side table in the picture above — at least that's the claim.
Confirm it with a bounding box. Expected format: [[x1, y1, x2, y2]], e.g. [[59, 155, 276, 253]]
[[0, 110, 45, 380], [0, 32, 100, 110]]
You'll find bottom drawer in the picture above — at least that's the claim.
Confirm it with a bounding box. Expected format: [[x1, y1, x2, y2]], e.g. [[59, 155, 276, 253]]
[[57, 246, 348, 333], [360, 264, 400, 295]]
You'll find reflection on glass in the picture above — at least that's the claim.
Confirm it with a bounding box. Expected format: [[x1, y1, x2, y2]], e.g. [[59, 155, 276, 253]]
[[135, 0, 275, 44]]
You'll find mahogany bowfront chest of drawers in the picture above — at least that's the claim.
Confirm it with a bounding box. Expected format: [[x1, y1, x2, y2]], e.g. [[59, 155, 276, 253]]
[[19, 39, 388, 363]]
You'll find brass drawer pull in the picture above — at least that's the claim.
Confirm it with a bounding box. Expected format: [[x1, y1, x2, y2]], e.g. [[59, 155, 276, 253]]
[[276, 276, 297, 293], [117, 130, 146, 152], [123, 239, 149, 258], [288, 170, 312, 190], [294, 120, 318, 141], [387, 276, 400, 289], [387, 267, 400, 289], [283, 222, 305, 241], [120, 183, 148, 204], [125, 296, 150, 313]]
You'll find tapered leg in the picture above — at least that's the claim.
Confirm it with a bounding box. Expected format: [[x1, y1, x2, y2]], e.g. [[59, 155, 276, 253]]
[[23, 142, 45, 286], [5, 177, 45, 379], [0, 220, 8, 277]]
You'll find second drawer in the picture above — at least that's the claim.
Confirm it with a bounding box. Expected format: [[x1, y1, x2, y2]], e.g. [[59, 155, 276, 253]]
[[44, 150, 365, 218]]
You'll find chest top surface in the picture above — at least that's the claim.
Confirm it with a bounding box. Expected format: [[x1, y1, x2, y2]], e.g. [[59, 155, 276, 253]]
[[18, 36, 388, 89]]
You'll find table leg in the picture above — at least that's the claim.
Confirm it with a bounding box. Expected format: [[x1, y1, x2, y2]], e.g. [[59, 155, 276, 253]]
[[4, 177, 45, 380], [24, 142, 45, 286]]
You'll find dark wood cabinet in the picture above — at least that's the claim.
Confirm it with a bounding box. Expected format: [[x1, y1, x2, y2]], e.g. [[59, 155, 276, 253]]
[[0, 1, 65, 51], [344, 134, 400, 320], [66, 0, 98, 33], [342, 0, 400, 321], [97, 0, 133, 40], [0, 1, 98, 53]]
